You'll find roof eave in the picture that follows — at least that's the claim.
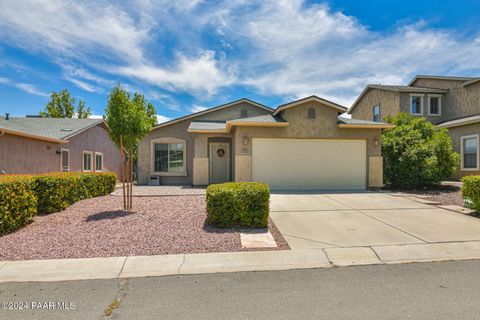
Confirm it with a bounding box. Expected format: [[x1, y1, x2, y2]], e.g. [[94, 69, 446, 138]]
[[226, 120, 289, 127], [438, 118, 480, 128], [337, 123, 396, 129], [0, 127, 67, 144]]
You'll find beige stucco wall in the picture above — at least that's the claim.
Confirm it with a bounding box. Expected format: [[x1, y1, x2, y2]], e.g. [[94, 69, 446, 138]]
[[234, 101, 383, 188], [350, 88, 400, 122], [446, 122, 480, 179], [193, 158, 209, 185], [195, 102, 271, 121], [0, 124, 122, 177], [234, 155, 252, 182], [368, 156, 384, 187]]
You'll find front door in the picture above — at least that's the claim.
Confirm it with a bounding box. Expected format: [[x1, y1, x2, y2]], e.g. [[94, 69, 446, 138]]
[[209, 142, 230, 183]]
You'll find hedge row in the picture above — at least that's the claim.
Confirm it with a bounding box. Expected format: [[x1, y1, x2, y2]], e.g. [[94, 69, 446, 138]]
[[461, 176, 480, 212], [0, 172, 116, 235], [206, 182, 270, 228]]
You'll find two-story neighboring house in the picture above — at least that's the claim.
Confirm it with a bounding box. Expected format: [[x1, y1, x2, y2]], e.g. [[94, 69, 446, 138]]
[[348, 75, 480, 179]]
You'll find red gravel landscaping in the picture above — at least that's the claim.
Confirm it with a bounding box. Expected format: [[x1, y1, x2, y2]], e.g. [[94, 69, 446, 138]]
[[0, 195, 288, 261]]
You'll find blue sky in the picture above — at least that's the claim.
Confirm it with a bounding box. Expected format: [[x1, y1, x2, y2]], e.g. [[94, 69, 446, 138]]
[[0, 0, 479, 123]]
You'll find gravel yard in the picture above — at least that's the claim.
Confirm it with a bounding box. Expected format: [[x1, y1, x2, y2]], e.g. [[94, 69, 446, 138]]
[[0, 196, 288, 261], [387, 185, 464, 207]]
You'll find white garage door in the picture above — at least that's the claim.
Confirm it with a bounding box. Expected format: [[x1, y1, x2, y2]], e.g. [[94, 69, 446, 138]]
[[252, 139, 366, 190]]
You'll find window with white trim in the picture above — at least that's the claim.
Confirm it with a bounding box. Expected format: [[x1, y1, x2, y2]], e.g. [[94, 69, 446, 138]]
[[153, 142, 186, 174], [428, 95, 442, 116], [95, 153, 103, 171], [461, 135, 479, 171], [372, 105, 380, 122], [410, 94, 423, 115], [83, 151, 93, 172], [61, 149, 69, 172]]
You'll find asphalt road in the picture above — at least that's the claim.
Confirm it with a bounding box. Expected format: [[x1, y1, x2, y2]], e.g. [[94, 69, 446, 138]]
[[1, 260, 480, 320]]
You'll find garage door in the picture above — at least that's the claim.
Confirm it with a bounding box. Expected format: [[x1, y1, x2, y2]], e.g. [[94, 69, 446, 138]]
[[252, 139, 366, 190]]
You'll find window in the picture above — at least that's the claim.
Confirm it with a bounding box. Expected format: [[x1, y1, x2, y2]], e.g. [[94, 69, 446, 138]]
[[240, 109, 248, 118], [307, 107, 316, 119], [410, 94, 423, 115], [61, 149, 69, 172], [83, 151, 93, 171], [95, 153, 103, 171], [428, 95, 442, 116], [461, 135, 479, 171], [152, 139, 186, 175], [372, 105, 380, 122]]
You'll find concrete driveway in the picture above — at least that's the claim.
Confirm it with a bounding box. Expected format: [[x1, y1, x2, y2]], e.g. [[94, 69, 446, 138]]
[[270, 192, 480, 250]]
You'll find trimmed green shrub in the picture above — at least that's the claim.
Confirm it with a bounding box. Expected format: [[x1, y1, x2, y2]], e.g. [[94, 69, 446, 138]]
[[34, 172, 117, 214], [461, 176, 480, 212], [206, 182, 270, 228], [0, 176, 37, 235], [382, 113, 460, 189]]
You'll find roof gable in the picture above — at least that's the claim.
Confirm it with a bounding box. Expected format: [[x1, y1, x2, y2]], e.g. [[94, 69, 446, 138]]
[[152, 98, 273, 130], [273, 95, 347, 116]]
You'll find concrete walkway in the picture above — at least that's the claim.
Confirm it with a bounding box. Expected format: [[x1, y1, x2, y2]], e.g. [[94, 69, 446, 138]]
[[111, 185, 205, 197], [3, 240, 480, 282]]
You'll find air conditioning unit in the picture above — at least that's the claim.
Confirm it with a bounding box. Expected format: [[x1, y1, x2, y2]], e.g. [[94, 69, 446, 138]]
[[149, 176, 161, 186]]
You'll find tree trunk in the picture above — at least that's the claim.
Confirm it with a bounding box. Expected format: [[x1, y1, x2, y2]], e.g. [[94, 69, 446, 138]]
[[120, 135, 126, 210]]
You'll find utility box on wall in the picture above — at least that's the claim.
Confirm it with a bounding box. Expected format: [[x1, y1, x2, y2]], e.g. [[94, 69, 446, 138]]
[[149, 176, 161, 186]]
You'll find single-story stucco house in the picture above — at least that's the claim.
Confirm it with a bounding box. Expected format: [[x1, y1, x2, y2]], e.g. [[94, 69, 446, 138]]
[[0, 115, 122, 177], [138, 96, 394, 190]]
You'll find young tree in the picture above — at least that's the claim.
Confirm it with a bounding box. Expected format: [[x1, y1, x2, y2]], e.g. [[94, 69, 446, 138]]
[[382, 113, 460, 189], [105, 84, 157, 210], [40, 89, 92, 118]]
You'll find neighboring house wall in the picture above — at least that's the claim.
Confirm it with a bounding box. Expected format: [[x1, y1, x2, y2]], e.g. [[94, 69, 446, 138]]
[[446, 122, 480, 179], [350, 88, 400, 122], [0, 125, 122, 177], [62, 124, 122, 177], [0, 133, 60, 174], [233, 101, 383, 187], [412, 79, 480, 121]]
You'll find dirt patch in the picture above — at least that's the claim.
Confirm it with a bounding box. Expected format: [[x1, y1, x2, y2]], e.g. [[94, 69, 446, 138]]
[[0, 195, 288, 261]]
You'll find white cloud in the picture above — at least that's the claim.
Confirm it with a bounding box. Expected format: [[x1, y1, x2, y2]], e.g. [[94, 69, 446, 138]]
[[88, 114, 104, 120], [190, 105, 208, 113], [116, 51, 234, 95], [156, 114, 171, 124], [65, 77, 104, 93], [0, 76, 48, 97], [1, 0, 479, 107], [0, 0, 148, 63]]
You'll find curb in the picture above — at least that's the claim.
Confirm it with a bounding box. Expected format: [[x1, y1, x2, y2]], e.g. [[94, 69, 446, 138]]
[[2, 241, 480, 283]]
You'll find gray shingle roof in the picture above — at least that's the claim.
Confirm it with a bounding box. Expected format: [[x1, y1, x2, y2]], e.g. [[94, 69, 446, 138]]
[[188, 121, 227, 131], [229, 114, 287, 123], [437, 114, 480, 128], [0, 117, 103, 140], [337, 117, 392, 126]]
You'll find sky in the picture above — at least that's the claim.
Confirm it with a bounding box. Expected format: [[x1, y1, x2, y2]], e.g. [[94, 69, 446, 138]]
[[0, 0, 479, 123]]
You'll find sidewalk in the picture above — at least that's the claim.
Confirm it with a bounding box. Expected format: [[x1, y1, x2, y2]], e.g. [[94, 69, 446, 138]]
[[2, 240, 480, 283]]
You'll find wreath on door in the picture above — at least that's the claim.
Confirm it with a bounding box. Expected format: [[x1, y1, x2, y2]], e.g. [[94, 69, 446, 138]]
[[216, 148, 225, 157]]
